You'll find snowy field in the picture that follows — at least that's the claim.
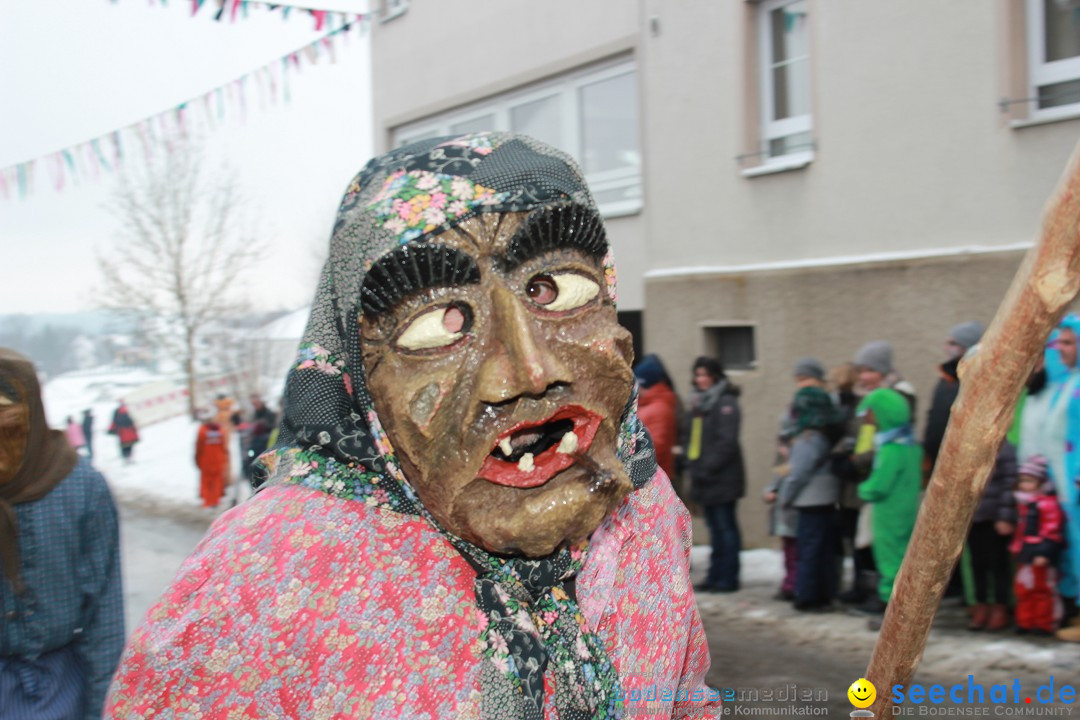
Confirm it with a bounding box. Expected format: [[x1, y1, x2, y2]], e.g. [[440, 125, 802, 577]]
[[43, 366, 253, 520]]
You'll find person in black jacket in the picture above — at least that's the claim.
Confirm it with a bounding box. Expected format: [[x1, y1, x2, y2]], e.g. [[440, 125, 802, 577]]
[[923, 322, 985, 472], [687, 356, 745, 593], [922, 322, 984, 603]]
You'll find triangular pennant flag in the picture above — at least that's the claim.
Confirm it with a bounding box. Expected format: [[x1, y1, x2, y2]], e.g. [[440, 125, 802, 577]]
[[112, 130, 124, 165], [92, 138, 112, 172]]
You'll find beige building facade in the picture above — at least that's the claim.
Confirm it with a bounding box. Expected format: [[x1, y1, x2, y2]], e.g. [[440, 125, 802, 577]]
[[369, 0, 1080, 545]]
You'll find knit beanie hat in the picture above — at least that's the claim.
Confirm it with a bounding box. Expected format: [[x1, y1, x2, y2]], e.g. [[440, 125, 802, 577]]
[[948, 322, 985, 351], [854, 340, 893, 375], [793, 357, 826, 381], [1018, 454, 1049, 482], [633, 354, 669, 389]]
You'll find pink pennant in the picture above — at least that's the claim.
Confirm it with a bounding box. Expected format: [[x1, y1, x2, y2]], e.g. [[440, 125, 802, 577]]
[[0, 167, 10, 200], [230, 0, 240, 21], [203, 93, 215, 127], [49, 153, 65, 192], [136, 121, 153, 164]]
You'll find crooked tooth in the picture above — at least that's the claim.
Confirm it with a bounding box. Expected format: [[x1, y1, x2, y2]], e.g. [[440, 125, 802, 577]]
[[556, 431, 579, 455], [517, 453, 535, 472], [498, 437, 513, 456]]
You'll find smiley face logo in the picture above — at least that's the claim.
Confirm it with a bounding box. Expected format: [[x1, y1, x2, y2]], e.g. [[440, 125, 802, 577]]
[[848, 678, 876, 708]]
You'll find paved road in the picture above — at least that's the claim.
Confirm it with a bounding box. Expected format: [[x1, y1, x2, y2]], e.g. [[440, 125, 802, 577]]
[[119, 504, 211, 631]]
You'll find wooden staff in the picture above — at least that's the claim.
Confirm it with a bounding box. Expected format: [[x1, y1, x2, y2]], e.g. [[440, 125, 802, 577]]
[[866, 140, 1080, 716]]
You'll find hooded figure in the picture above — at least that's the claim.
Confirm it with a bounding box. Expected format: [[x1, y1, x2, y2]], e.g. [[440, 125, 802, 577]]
[[0, 349, 124, 719], [106, 134, 718, 719], [857, 387, 923, 605], [1019, 313, 1080, 609]]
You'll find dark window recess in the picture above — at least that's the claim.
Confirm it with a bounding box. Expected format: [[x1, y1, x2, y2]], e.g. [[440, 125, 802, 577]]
[[703, 326, 756, 371], [617, 310, 643, 366]]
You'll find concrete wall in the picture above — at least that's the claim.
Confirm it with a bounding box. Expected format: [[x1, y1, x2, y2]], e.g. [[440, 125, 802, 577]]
[[647, 250, 1029, 547], [639, 0, 1080, 270]]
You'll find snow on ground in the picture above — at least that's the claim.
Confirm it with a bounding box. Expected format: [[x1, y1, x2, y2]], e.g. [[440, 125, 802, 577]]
[[43, 367, 252, 522], [689, 546, 1080, 682]]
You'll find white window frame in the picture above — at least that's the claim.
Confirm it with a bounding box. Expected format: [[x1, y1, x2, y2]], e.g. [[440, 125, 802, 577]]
[[392, 59, 642, 218], [1026, 0, 1080, 121], [757, 0, 814, 167]]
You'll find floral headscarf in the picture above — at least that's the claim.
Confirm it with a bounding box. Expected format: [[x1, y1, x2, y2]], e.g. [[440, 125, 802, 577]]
[[256, 133, 656, 720]]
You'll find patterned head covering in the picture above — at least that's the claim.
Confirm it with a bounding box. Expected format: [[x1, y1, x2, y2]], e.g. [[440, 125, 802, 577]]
[[256, 133, 656, 719], [787, 385, 837, 438]]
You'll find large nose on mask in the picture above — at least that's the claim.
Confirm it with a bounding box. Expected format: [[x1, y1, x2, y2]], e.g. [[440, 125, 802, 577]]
[[475, 284, 572, 403]]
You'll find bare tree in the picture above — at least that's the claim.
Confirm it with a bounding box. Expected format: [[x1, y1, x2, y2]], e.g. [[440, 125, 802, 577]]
[[98, 140, 261, 418]]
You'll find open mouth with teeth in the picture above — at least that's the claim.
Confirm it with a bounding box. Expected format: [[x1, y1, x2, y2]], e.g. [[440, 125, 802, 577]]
[[477, 405, 602, 488]]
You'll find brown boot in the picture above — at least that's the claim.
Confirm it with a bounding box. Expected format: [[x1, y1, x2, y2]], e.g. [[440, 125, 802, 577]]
[[985, 604, 1010, 632], [968, 603, 989, 631]]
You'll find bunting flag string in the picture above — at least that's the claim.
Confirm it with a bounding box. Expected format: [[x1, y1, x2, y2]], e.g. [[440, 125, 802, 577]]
[[0, 15, 369, 200], [114, 0, 365, 31]]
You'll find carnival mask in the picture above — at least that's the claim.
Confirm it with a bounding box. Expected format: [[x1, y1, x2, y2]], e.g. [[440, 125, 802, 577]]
[[360, 207, 635, 556], [0, 378, 28, 484]]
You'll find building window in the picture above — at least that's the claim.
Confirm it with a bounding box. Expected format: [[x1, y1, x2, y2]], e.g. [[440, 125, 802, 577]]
[[703, 325, 757, 372], [1027, 0, 1080, 119], [757, 0, 813, 165], [392, 59, 642, 217]]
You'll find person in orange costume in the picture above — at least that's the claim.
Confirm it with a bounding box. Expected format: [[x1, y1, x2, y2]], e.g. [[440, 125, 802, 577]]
[[195, 412, 229, 508], [634, 354, 680, 480]]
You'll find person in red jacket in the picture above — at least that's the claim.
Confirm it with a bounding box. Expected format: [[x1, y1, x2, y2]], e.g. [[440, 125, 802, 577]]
[[195, 411, 230, 508], [1009, 455, 1066, 636], [108, 401, 139, 464], [633, 354, 679, 481]]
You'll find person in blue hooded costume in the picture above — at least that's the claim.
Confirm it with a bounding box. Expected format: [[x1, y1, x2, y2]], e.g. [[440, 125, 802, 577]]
[[1018, 313, 1080, 633]]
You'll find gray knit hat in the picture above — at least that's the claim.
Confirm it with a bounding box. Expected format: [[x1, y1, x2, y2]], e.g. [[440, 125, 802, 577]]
[[854, 340, 893, 375], [793, 357, 826, 381], [948, 321, 985, 351]]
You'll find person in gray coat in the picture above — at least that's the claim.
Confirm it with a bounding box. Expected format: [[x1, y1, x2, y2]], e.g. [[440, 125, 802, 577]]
[[687, 356, 745, 592], [779, 358, 841, 611]]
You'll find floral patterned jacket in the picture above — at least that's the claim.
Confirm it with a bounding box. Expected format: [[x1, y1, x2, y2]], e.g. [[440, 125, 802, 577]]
[[104, 471, 720, 719]]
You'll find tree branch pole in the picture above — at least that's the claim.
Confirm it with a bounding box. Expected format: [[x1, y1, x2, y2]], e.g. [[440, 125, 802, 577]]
[[866, 140, 1080, 716]]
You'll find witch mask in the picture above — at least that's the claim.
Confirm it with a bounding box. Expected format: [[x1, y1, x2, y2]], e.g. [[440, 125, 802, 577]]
[[361, 207, 635, 556], [0, 378, 28, 484], [265, 133, 648, 558]]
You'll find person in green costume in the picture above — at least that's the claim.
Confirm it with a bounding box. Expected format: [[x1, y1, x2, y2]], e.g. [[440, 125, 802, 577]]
[[857, 387, 923, 607]]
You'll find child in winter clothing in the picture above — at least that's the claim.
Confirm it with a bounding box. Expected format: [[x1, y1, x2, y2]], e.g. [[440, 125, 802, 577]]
[[764, 434, 797, 601], [967, 441, 1017, 631], [1010, 455, 1065, 636], [857, 388, 923, 609]]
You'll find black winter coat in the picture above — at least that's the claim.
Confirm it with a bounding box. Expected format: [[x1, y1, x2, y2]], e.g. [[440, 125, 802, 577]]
[[973, 442, 1018, 525], [923, 357, 960, 471], [688, 382, 746, 505]]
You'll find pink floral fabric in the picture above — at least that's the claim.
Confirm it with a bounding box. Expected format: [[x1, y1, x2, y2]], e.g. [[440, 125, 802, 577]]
[[105, 471, 719, 719]]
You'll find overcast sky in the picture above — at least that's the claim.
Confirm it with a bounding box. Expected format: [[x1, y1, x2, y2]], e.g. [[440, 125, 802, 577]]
[[0, 0, 372, 315]]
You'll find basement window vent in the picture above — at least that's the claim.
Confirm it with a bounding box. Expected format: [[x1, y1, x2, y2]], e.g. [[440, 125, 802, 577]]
[[703, 325, 757, 371]]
